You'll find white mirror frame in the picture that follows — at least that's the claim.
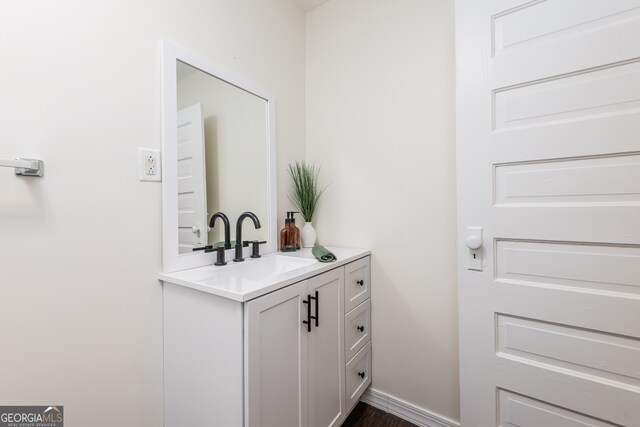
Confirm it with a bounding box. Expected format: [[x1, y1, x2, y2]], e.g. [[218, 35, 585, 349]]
[[161, 41, 277, 273]]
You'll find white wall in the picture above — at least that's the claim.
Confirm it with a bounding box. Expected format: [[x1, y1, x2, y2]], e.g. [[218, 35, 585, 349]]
[[306, 0, 459, 422], [0, 1, 304, 425]]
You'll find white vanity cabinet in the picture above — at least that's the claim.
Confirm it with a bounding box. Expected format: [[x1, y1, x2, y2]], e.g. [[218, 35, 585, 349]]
[[160, 45, 369, 427], [161, 249, 371, 427]]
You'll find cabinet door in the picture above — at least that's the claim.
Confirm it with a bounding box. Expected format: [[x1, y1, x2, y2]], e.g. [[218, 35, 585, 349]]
[[306, 268, 345, 427], [245, 281, 308, 427]]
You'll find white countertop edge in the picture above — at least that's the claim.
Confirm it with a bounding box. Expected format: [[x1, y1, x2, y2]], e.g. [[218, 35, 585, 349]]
[[158, 247, 370, 302]]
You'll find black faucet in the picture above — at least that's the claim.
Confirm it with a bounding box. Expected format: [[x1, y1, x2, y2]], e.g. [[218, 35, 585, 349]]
[[234, 212, 261, 262], [209, 212, 231, 249]]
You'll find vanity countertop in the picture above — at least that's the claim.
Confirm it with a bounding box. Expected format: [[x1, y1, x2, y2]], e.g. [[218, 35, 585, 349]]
[[158, 246, 370, 302]]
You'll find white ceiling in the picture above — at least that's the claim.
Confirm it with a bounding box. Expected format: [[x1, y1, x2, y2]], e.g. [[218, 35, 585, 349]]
[[295, 0, 331, 11]]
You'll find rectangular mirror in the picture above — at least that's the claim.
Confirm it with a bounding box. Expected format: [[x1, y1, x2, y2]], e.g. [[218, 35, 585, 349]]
[[162, 41, 277, 272]]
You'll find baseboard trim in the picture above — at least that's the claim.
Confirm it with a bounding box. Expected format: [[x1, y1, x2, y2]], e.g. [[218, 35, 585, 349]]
[[360, 388, 460, 427]]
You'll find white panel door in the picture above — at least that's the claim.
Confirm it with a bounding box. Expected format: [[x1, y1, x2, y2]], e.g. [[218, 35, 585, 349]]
[[245, 281, 309, 427], [177, 103, 207, 253], [456, 1, 640, 426], [306, 268, 345, 427]]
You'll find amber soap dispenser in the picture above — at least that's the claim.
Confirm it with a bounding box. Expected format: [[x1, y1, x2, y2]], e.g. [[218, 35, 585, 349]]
[[280, 211, 301, 252]]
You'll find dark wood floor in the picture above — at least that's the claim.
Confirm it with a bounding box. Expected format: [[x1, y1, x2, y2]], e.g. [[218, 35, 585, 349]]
[[341, 402, 418, 427]]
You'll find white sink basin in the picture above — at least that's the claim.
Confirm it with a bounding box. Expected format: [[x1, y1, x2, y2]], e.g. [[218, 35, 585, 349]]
[[217, 254, 317, 282]]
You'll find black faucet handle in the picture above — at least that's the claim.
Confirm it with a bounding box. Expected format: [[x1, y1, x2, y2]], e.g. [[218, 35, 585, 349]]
[[205, 246, 227, 266], [249, 240, 267, 258], [192, 245, 213, 252]]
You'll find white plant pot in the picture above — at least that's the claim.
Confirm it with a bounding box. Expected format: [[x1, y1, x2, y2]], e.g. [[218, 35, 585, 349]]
[[301, 222, 317, 248]]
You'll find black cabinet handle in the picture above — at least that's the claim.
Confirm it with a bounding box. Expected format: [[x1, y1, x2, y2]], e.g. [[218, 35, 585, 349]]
[[358, 372, 365, 379], [302, 295, 311, 332], [309, 291, 319, 327], [357, 326, 364, 332], [356, 280, 364, 286]]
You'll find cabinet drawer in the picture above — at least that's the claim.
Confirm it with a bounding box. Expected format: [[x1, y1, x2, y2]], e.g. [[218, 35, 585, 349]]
[[345, 341, 371, 411], [345, 299, 370, 362], [344, 257, 370, 313]]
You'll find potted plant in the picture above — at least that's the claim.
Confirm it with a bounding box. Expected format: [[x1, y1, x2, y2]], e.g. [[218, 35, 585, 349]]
[[288, 161, 326, 247]]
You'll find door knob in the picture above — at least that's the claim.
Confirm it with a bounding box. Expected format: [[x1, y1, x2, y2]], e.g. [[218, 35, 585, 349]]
[[465, 226, 483, 271], [191, 226, 199, 234], [465, 235, 482, 250]]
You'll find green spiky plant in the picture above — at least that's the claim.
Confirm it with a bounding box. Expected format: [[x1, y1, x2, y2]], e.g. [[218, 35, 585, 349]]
[[288, 161, 327, 222]]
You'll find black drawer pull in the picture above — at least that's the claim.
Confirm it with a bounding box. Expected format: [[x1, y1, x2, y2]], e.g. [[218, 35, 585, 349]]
[[302, 295, 311, 332], [309, 291, 319, 327], [358, 372, 365, 379], [356, 280, 364, 286], [357, 326, 364, 332]]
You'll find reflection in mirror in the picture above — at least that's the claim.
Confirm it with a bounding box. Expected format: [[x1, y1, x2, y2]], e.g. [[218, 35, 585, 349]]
[[161, 41, 276, 272], [175, 60, 268, 253]]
